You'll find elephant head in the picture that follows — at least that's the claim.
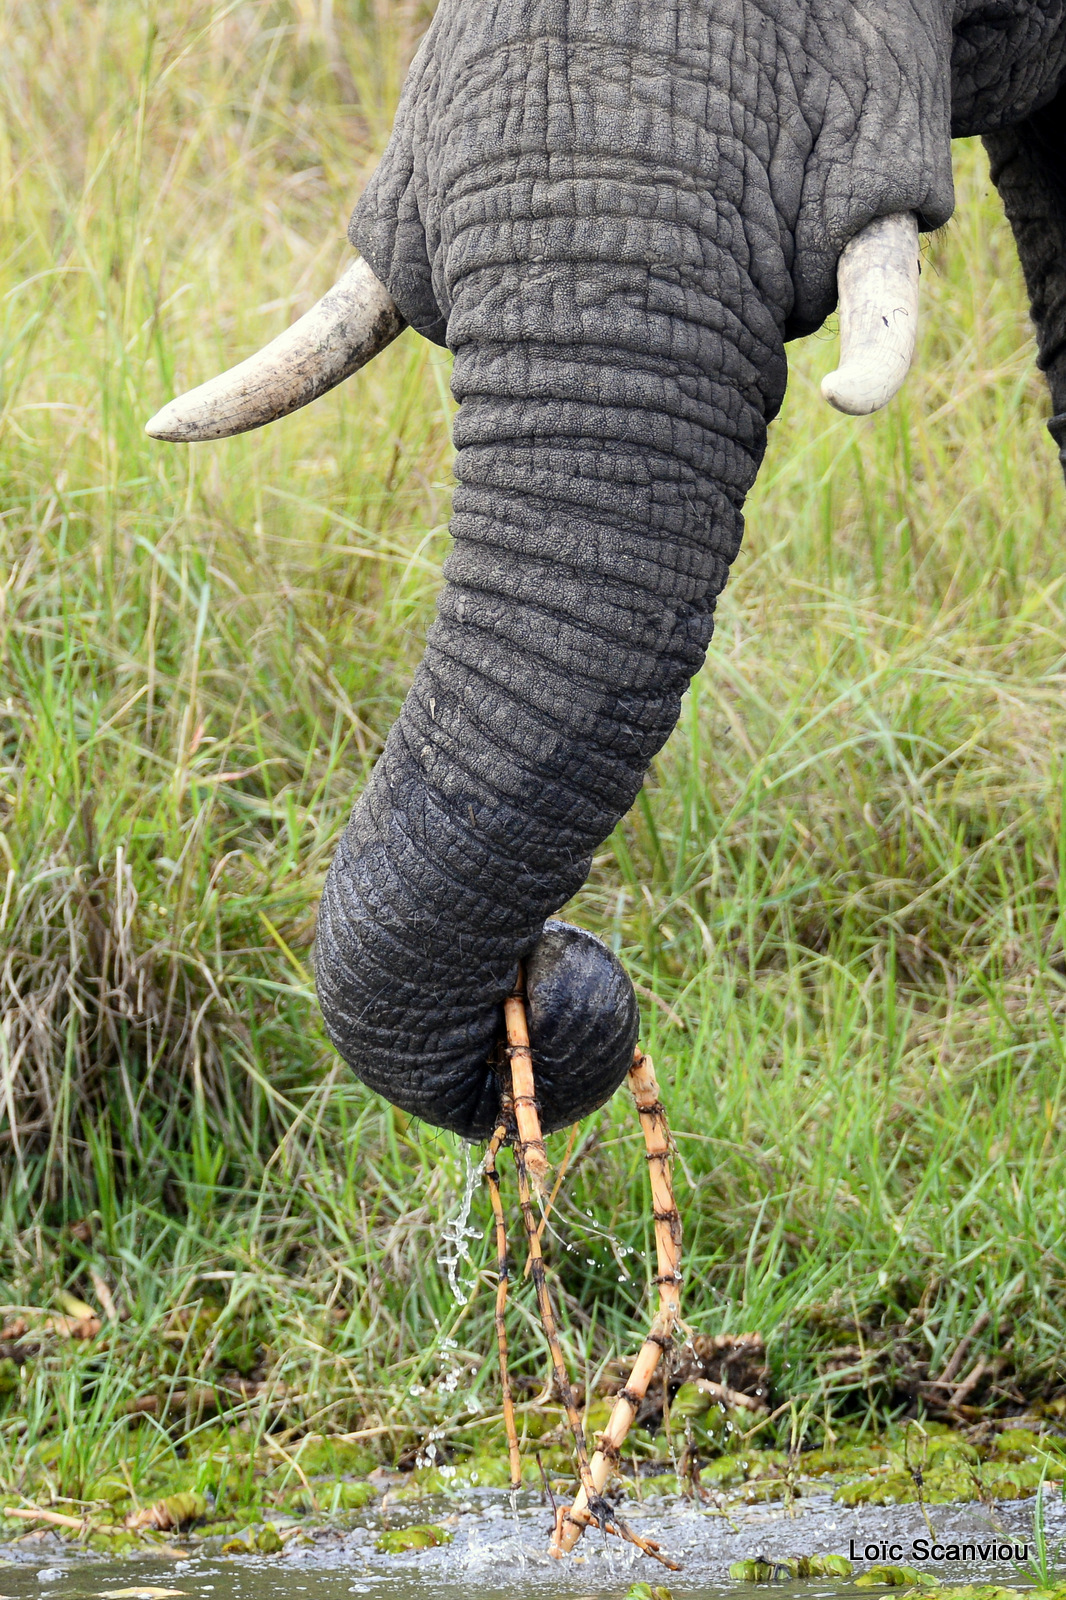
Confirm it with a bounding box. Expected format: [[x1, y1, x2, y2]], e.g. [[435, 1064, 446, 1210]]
[[148, 0, 1066, 1141]]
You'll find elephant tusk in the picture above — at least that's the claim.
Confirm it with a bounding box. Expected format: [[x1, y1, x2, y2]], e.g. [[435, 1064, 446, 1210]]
[[821, 212, 920, 417], [145, 256, 406, 442]]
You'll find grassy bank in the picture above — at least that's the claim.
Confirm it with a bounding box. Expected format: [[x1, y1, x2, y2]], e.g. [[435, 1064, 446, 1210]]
[[2, 0, 1066, 1512]]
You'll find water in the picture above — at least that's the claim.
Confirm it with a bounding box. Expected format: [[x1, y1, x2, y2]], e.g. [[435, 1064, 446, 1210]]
[[436, 1150, 483, 1307], [1, 1487, 1060, 1600]]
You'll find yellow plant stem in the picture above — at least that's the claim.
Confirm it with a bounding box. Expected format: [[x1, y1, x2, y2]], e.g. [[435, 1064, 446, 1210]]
[[552, 1051, 682, 1558], [483, 1115, 522, 1491], [503, 969, 550, 1197], [501, 992, 677, 1567]]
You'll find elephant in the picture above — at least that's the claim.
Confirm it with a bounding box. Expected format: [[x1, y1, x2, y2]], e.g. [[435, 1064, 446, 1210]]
[[147, 0, 1066, 1143]]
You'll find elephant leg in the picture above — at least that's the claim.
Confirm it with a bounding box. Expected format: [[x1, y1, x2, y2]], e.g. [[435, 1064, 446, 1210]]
[[985, 84, 1066, 479]]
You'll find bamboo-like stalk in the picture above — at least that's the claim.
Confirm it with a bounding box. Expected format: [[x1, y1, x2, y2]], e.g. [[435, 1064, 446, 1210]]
[[524, 1120, 580, 1275], [504, 970, 549, 1196], [503, 971, 592, 1496], [483, 1117, 522, 1491], [513, 1103, 675, 1567], [502, 992, 674, 1567], [512, 1123, 598, 1494], [551, 1051, 682, 1559]]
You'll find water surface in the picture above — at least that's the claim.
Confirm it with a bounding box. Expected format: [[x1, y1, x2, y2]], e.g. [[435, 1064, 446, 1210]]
[[1, 1489, 1059, 1600]]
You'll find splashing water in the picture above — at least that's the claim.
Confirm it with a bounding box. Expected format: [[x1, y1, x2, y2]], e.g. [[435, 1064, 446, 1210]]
[[437, 1147, 482, 1306]]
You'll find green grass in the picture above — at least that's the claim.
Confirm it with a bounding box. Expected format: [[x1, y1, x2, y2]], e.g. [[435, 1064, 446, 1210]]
[[2, 0, 1066, 1515]]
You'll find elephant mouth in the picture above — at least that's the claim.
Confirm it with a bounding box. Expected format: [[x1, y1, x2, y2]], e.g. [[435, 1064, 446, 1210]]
[[145, 216, 919, 445]]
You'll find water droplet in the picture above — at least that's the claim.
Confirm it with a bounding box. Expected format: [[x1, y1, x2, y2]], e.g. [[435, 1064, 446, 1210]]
[[436, 1153, 482, 1307]]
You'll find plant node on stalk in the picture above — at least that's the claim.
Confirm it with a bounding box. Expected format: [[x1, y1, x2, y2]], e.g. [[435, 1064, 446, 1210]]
[[483, 972, 683, 1570]]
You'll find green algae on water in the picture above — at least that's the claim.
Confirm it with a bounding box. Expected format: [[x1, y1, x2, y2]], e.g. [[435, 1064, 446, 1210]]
[[856, 1565, 938, 1588], [375, 1524, 453, 1553], [730, 1555, 854, 1582]]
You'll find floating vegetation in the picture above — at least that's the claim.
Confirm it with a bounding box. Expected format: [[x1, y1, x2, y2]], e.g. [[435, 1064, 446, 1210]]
[[729, 1555, 854, 1581], [834, 1429, 1065, 1506], [374, 1524, 453, 1553], [900, 1589, 1066, 1600], [97, 1590, 186, 1599], [856, 1566, 936, 1589], [220, 1524, 288, 1555], [2, 1410, 1066, 1562]]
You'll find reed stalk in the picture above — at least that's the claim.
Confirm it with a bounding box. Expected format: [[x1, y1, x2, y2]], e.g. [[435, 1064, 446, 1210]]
[[551, 1051, 682, 1559], [501, 996, 679, 1568], [503, 973, 549, 1196]]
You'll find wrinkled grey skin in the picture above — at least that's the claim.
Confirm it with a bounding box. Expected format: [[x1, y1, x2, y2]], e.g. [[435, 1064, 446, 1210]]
[[315, 0, 1066, 1141]]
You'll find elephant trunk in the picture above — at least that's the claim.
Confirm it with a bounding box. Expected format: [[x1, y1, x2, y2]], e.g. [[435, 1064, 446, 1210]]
[[314, 247, 777, 1139]]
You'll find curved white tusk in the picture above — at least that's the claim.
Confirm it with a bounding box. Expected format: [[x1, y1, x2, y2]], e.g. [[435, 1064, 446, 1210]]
[[145, 256, 405, 443], [821, 213, 920, 417]]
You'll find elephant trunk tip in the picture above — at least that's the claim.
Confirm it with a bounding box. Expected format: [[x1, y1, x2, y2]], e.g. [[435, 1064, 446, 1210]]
[[314, 907, 640, 1143], [514, 920, 640, 1140]]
